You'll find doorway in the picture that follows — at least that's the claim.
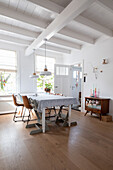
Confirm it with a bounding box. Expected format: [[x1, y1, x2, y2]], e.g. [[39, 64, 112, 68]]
[[54, 61, 84, 112], [70, 65, 82, 111], [70, 60, 84, 112]]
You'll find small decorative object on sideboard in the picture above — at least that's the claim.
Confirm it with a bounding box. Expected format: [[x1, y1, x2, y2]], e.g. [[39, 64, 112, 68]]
[[85, 97, 110, 120]]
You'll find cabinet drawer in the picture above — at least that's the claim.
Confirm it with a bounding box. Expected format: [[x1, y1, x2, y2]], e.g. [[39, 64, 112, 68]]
[[85, 106, 101, 114]]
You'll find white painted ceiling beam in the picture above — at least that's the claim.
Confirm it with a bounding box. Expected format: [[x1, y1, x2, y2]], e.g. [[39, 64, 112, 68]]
[[26, 0, 95, 55], [58, 28, 94, 44], [0, 21, 94, 45], [0, 22, 39, 39], [0, 2, 94, 45], [0, 34, 31, 46], [27, 0, 63, 14], [97, 0, 113, 14], [49, 37, 81, 49], [40, 44, 71, 54], [0, 4, 47, 30], [0, 22, 81, 49], [75, 15, 113, 37], [29, 0, 113, 38], [28, 0, 95, 44]]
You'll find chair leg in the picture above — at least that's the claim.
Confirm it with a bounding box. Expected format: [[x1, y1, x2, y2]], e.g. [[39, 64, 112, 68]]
[[22, 108, 30, 123], [13, 107, 17, 122], [22, 108, 26, 122], [27, 109, 31, 125], [29, 109, 31, 120], [21, 106, 24, 116], [53, 107, 57, 115]]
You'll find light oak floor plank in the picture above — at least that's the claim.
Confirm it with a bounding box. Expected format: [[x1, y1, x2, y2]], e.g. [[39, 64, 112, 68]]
[[0, 111, 113, 170]]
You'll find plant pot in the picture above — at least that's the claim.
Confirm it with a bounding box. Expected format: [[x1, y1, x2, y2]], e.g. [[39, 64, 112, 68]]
[[45, 88, 51, 93]]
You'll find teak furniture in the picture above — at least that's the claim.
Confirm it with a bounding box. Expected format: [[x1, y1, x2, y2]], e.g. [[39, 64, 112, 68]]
[[85, 97, 110, 120]]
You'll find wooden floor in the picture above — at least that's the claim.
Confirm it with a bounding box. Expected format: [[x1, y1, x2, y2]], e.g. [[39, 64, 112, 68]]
[[0, 111, 113, 170]]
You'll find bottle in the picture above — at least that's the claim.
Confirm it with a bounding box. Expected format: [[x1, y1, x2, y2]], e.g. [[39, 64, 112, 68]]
[[95, 88, 97, 98]]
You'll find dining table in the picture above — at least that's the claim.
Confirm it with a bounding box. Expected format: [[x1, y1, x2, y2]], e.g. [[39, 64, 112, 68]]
[[28, 93, 77, 134]]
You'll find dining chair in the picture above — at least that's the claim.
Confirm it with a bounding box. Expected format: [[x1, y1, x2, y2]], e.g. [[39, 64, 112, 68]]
[[12, 94, 24, 122], [22, 96, 37, 124], [22, 96, 44, 135], [54, 93, 69, 126]]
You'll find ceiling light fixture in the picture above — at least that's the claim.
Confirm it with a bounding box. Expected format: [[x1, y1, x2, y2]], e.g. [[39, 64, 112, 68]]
[[40, 39, 51, 76], [29, 49, 39, 78]]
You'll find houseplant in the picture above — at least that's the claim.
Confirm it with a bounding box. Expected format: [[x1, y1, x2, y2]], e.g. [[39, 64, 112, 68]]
[[37, 75, 54, 93], [45, 82, 53, 92]]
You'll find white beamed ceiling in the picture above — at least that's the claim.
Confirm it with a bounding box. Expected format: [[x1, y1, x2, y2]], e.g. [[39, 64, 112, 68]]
[[0, 0, 112, 55]]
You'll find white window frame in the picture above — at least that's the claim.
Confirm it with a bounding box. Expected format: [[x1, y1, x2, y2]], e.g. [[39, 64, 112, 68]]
[[0, 48, 17, 95]]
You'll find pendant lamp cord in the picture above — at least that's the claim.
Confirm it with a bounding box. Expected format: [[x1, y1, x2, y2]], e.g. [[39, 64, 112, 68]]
[[45, 39, 46, 67], [34, 49, 35, 73]]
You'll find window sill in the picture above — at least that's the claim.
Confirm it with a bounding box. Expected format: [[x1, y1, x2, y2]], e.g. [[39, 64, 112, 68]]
[[0, 94, 12, 97], [0, 95, 13, 102]]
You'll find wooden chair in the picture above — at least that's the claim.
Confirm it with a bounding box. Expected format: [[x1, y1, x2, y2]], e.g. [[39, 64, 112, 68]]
[[22, 96, 44, 135], [54, 93, 70, 126], [22, 96, 37, 124], [12, 94, 24, 122]]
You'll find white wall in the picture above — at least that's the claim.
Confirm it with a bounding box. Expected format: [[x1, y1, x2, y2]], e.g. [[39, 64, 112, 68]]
[[63, 38, 113, 116]]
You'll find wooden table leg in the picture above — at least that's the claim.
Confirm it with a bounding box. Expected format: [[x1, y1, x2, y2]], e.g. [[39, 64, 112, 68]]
[[100, 113, 102, 121], [68, 105, 71, 127], [42, 108, 45, 133]]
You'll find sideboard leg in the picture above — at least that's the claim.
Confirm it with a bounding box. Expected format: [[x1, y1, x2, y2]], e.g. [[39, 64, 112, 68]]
[[100, 114, 102, 121], [84, 110, 88, 116]]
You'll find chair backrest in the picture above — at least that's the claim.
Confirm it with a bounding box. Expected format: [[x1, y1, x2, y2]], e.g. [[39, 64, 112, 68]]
[[22, 96, 32, 109], [17, 93, 23, 103], [12, 94, 18, 106]]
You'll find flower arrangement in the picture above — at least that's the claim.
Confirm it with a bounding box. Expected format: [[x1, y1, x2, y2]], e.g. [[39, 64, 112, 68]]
[[0, 73, 11, 91]]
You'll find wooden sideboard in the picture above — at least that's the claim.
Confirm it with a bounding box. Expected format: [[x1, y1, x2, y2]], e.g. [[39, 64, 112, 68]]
[[85, 97, 110, 120]]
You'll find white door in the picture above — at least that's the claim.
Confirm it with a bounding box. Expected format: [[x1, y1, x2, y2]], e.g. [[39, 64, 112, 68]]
[[69, 66, 82, 104], [54, 64, 70, 96]]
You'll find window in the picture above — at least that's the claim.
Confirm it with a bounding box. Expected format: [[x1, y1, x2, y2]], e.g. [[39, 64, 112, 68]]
[[0, 49, 17, 95], [56, 66, 69, 75], [35, 56, 55, 92]]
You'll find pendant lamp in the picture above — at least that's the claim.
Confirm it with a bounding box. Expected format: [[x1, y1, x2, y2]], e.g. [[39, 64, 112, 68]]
[[29, 49, 39, 78], [40, 39, 51, 76]]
